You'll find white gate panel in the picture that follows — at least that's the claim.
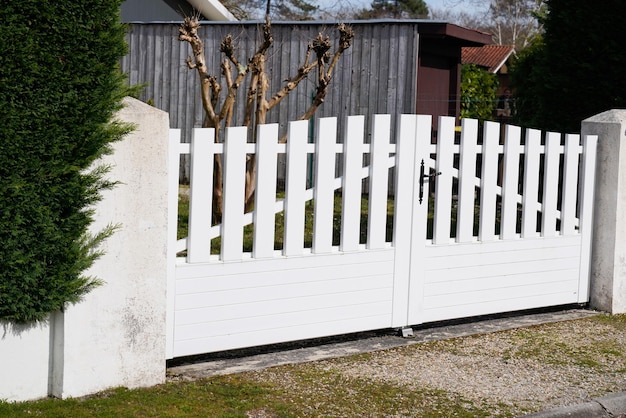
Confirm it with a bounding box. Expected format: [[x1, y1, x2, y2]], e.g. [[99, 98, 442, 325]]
[[407, 116, 596, 326], [172, 249, 395, 357], [167, 115, 598, 359], [421, 237, 583, 322]]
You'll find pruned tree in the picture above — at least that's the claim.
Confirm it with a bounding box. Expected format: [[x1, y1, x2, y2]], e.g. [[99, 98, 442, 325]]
[[179, 16, 354, 222]]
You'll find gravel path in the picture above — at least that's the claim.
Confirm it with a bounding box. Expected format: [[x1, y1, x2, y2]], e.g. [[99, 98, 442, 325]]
[[169, 310, 626, 416], [323, 318, 626, 413]]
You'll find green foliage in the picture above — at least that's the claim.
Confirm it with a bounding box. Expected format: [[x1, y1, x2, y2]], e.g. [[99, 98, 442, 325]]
[[510, 37, 544, 126], [460, 64, 499, 121], [273, 0, 319, 20], [511, 0, 626, 132], [0, 1, 131, 322], [356, 0, 428, 19]]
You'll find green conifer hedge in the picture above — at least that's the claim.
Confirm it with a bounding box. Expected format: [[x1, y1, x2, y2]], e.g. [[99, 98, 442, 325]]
[[0, 1, 130, 322]]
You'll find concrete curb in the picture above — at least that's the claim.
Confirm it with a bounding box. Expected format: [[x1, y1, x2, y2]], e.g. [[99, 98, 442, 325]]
[[521, 392, 626, 417]]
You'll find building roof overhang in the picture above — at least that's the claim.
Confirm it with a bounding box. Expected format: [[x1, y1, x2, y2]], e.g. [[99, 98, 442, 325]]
[[156, 0, 236, 21]]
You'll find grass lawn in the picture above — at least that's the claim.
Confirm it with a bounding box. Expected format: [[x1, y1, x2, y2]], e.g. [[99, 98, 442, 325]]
[[0, 373, 492, 417]]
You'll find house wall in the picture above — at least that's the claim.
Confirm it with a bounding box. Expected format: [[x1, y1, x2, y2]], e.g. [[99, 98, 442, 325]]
[[417, 38, 464, 131]]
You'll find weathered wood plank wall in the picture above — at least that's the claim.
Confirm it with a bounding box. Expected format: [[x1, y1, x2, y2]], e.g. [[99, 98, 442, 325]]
[[121, 20, 419, 144]]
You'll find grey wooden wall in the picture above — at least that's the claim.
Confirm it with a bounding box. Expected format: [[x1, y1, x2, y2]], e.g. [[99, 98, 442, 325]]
[[121, 21, 420, 183], [122, 20, 419, 139]]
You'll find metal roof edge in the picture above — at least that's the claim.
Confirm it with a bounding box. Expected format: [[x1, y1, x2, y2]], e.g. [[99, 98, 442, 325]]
[[186, 0, 236, 21]]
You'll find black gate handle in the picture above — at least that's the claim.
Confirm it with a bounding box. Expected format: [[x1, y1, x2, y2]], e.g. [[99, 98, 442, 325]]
[[419, 159, 441, 204]]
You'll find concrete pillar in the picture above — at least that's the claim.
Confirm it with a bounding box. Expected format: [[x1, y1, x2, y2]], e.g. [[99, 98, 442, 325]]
[[581, 109, 626, 314], [50, 97, 170, 398]]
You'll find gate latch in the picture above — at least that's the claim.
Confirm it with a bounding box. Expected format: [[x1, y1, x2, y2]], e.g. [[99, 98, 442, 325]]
[[419, 159, 441, 204]]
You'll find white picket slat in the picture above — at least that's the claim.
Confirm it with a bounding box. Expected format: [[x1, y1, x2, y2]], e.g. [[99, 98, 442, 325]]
[[501, 125, 522, 239], [253, 124, 279, 258], [187, 128, 216, 263], [367, 115, 391, 250], [433, 116, 455, 244], [406, 114, 432, 325], [341, 115, 365, 252], [284, 120, 309, 256], [221, 127, 247, 261], [391, 114, 418, 327], [542, 132, 561, 237], [456, 118, 478, 243], [522, 128, 541, 238], [577, 134, 598, 302], [479, 121, 500, 242], [561, 134, 580, 235], [313, 117, 338, 254]]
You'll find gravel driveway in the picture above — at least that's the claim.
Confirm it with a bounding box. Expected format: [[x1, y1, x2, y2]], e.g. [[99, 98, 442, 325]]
[[169, 309, 626, 416], [323, 317, 626, 414]]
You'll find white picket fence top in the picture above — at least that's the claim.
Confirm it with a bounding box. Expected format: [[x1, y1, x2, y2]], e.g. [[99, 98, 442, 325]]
[[169, 115, 597, 264]]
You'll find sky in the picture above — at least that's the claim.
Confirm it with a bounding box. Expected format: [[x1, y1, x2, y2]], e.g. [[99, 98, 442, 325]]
[[318, 0, 488, 18]]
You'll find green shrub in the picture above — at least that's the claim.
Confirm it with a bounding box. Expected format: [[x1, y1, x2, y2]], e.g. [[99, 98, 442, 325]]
[[460, 64, 499, 122], [0, 1, 131, 322]]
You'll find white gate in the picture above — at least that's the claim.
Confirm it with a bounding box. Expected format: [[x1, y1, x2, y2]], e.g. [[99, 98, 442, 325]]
[[166, 115, 597, 359]]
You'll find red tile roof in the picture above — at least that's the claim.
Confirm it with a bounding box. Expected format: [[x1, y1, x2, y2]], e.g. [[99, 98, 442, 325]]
[[462, 45, 516, 73]]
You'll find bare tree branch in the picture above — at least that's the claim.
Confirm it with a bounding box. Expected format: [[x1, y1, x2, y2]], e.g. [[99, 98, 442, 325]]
[[267, 45, 317, 110], [179, 15, 352, 217], [298, 24, 353, 123], [326, 23, 353, 76], [179, 17, 220, 128]]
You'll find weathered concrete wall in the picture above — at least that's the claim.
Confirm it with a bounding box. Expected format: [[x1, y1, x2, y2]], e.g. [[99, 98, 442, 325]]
[[0, 98, 170, 401], [0, 322, 51, 401], [582, 109, 626, 314]]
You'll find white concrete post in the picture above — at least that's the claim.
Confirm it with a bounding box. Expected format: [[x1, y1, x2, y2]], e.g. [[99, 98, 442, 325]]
[[50, 97, 170, 398], [581, 109, 626, 314]]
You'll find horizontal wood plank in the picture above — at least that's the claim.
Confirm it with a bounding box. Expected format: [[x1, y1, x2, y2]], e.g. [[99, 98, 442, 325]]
[[174, 300, 392, 340], [173, 314, 392, 357], [423, 289, 580, 323]]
